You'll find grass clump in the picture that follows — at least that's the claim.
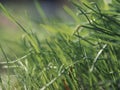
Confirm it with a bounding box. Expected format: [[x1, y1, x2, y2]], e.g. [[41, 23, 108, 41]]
[[0, 0, 120, 90]]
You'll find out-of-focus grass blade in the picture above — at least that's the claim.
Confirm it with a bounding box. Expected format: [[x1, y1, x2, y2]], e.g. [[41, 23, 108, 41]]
[[34, 0, 47, 23], [64, 5, 80, 23], [0, 3, 31, 35], [0, 75, 5, 90]]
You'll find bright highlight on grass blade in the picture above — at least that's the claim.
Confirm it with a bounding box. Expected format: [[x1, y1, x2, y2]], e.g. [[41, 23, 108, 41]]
[[90, 44, 107, 72]]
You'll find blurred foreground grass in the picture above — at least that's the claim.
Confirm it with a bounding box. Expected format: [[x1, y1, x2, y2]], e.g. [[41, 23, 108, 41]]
[[0, 0, 120, 90]]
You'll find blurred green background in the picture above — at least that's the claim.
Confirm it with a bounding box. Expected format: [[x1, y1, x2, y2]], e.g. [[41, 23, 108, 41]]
[[0, 0, 112, 66], [0, 0, 72, 58]]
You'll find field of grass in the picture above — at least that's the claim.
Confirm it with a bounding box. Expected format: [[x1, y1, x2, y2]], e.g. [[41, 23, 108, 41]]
[[0, 0, 120, 90]]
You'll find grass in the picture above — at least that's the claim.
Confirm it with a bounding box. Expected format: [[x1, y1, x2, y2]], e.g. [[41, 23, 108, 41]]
[[0, 0, 120, 90]]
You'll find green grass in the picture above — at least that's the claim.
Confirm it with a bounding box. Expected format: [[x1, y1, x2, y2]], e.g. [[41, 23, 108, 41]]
[[0, 0, 120, 90]]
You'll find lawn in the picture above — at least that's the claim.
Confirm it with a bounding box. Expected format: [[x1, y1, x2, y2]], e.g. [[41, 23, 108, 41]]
[[0, 0, 120, 90]]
